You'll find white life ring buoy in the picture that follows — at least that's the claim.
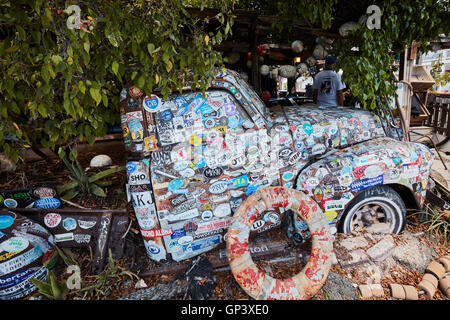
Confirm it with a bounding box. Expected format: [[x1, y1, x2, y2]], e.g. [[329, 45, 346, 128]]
[[226, 187, 333, 300]]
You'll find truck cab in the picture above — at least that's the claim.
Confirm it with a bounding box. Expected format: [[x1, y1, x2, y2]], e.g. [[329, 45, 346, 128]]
[[120, 69, 433, 262]]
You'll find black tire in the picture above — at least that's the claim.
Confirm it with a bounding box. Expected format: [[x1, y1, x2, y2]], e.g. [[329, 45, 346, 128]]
[[338, 185, 406, 234]]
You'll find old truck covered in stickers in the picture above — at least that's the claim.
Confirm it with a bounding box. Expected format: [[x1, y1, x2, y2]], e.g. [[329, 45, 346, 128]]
[[119, 69, 433, 262]]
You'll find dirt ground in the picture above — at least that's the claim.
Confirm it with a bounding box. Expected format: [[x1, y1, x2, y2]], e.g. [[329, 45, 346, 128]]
[[1, 141, 449, 300]]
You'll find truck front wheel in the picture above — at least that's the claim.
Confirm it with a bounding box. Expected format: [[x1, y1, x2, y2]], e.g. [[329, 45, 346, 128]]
[[338, 185, 406, 234]]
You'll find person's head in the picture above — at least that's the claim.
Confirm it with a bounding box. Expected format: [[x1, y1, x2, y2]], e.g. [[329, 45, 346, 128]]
[[324, 55, 338, 70]]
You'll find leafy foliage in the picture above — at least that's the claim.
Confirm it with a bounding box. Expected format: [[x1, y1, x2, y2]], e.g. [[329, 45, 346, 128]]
[[0, 0, 235, 163], [335, 0, 449, 109], [429, 55, 450, 91], [56, 146, 125, 199], [239, 0, 449, 110], [30, 269, 69, 300], [415, 203, 450, 246]]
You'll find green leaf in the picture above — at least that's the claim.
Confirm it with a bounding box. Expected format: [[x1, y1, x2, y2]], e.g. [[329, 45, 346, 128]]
[[78, 81, 86, 94], [30, 278, 53, 297], [90, 183, 106, 197], [62, 189, 79, 200], [51, 55, 63, 66], [111, 61, 119, 76], [83, 41, 90, 53], [90, 88, 102, 105], [57, 181, 79, 194], [88, 166, 125, 183]]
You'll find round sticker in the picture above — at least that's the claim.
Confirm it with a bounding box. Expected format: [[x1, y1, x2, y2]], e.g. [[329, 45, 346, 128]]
[[201, 210, 213, 221], [263, 212, 280, 224], [324, 211, 338, 221], [294, 140, 305, 151], [303, 123, 313, 135], [282, 172, 294, 181], [44, 213, 62, 228], [63, 218, 77, 231], [0, 215, 14, 229], [1, 237, 29, 253], [129, 86, 143, 98], [33, 187, 56, 199], [4, 199, 18, 208], [143, 95, 160, 112], [146, 244, 161, 255], [126, 162, 137, 173]]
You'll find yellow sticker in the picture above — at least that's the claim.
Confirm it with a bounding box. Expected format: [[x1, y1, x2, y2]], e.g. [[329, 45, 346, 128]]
[[213, 126, 227, 134], [324, 211, 338, 221], [190, 135, 202, 146], [122, 125, 129, 137]]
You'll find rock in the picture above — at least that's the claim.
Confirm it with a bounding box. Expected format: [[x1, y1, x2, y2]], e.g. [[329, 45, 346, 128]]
[[392, 232, 435, 273], [135, 279, 148, 289], [0, 153, 16, 172], [336, 249, 370, 268], [339, 236, 369, 251], [119, 279, 187, 300], [90, 154, 112, 167], [366, 235, 396, 262], [321, 272, 359, 300]]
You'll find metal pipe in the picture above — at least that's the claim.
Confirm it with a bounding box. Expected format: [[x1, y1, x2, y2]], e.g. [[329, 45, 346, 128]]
[[409, 129, 448, 170]]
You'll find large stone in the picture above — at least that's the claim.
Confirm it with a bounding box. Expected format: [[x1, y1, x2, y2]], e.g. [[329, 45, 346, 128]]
[[0, 153, 16, 172], [339, 236, 369, 251], [336, 249, 370, 268], [321, 271, 359, 300], [366, 235, 395, 262], [90, 154, 113, 167], [119, 279, 187, 300], [392, 232, 435, 273]]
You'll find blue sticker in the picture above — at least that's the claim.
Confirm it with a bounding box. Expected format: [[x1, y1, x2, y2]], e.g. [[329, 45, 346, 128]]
[[303, 123, 313, 135], [198, 103, 215, 117], [34, 198, 61, 209], [147, 244, 160, 255], [301, 150, 309, 160], [245, 185, 260, 196], [168, 179, 184, 192], [173, 96, 187, 109], [126, 162, 137, 173], [282, 172, 294, 181], [194, 158, 206, 168], [4, 199, 18, 208], [0, 215, 14, 230], [350, 175, 384, 192], [63, 218, 77, 231], [171, 228, 186, 239], [143, 95, 160, 112], [128, 119, 143, 132], [160, 110, 173, 121], [294, 140, 305, 151], [228, 115, 240, 128], [182, 235, 221, 253], [0, 268, 40, 290]]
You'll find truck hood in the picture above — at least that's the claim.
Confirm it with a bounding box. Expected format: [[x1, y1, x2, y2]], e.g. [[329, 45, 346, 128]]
[[269, 105, 386, 157]]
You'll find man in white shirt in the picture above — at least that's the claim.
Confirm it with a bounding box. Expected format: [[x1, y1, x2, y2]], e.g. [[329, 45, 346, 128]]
[[312, 56, 345, 106]]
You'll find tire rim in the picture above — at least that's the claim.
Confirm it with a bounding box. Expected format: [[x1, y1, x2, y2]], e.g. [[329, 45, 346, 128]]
[[349, 201, 395, 233]]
